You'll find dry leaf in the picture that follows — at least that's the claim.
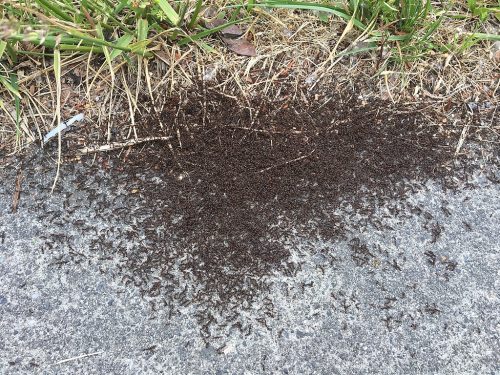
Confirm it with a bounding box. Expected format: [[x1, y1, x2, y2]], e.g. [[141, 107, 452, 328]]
[[203, 18, 225, 29], [222, 37, 256, 57], [220, 25, 244, 38]]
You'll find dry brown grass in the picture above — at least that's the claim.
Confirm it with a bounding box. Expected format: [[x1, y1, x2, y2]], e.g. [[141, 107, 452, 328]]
[[0, 4, 498, 158]]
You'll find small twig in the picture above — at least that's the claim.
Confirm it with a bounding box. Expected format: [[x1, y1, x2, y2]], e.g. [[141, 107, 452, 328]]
[[77, 136, 174, 155], [258, 149, 315, 173], [455, 123, 470, 156], [455, 105, 474, 156], [488, 105, 498, 127], [384, 74, 395, 104], [51, 49, 62, 194], [52, 351, 104, 366], [12, 167, 23, 213]]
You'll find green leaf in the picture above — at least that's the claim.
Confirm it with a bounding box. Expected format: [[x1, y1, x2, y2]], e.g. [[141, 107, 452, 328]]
[[468, 32, 500, 41], [9, 73, 21, 143], [110, 34, 134, 60], [318, 11, 329, 23], [467, 0, 477, 11], [96, 23, 114, 75], [54, 49, 61, 83], [112, 0, 129, 15], [0, 41, 7, 59], [129, 40, 150, 55], [137, 18, 149, 42], [198, 41, 216, 53], [472, 7, 495, 21], [156, 0, 181, 26], [0, 75, 21, 99]]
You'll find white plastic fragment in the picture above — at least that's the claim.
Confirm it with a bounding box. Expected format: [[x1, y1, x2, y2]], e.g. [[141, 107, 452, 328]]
[[43, 113, 84, 144]]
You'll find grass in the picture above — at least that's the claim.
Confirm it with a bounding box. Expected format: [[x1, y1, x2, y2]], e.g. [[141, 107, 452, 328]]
[[0, 1, 499, 153]]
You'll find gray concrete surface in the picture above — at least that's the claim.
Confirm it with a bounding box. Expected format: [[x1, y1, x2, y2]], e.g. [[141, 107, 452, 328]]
[[0, 151, 499, 375]]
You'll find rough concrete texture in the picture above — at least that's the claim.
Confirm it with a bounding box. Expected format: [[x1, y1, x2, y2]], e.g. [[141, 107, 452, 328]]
[[0, 150, 499, 375]]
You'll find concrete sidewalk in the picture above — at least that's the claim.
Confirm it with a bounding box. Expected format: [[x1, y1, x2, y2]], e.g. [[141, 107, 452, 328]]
[[0, 152, 498, 374]]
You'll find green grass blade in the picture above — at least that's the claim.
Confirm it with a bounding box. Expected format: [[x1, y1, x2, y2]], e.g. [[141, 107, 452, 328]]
[[8, 30, 151, 56], [35, 0, 73, 22], [188, 0, 203, 29], [256, 0, 366, 29], [178, 18, 251, 46], [54, 49, 61, 105], [137, 18, 149, 42], [177, 2, 189, 25], [156, 0, 181, 26], [112, 0, 129, 15], [96, 23, 114, 75], [5, 42, 18, 64], [110, 34, 135, 60], [0, 41, 7, 59], [12, 73, 20, 145], [0, 75, 22, 99], [420, 14, 444, 43], [468, 32, 500, 41]]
